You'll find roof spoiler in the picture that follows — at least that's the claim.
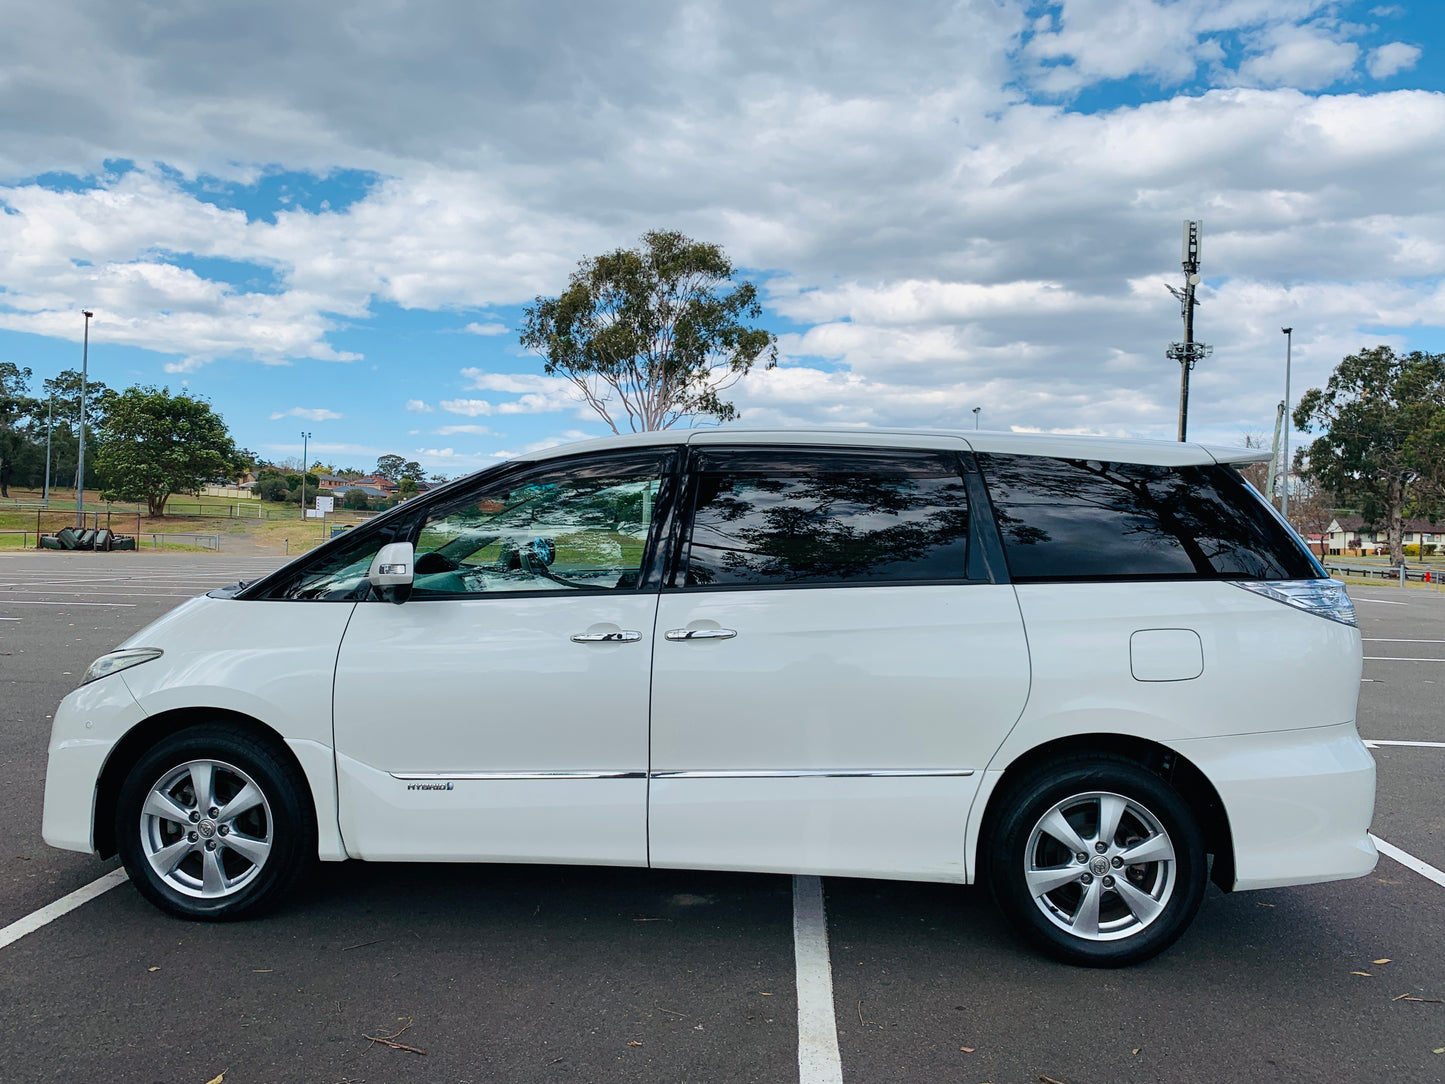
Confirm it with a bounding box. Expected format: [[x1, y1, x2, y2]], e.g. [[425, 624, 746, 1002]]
[[1205, 445, 1274, 466]]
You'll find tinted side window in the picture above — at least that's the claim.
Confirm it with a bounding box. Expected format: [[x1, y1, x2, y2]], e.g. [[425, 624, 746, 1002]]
[[976, 453, 1320, 582], [681, 449, 971, 587]]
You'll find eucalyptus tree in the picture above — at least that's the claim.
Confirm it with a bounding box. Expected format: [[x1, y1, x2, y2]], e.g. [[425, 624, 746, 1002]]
[[520, 230, 777, 432], [1293, 346, 1445, 565]]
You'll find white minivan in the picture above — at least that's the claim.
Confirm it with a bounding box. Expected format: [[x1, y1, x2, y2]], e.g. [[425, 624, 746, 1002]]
[[42, 428, 1376, 966]]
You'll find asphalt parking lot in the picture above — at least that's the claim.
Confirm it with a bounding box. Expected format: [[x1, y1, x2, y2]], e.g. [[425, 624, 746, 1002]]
[[1, 553, 1442, 1084]]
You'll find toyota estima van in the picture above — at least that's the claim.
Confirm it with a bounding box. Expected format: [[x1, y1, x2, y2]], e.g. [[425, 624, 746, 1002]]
[[43, 428, 1376, 966]]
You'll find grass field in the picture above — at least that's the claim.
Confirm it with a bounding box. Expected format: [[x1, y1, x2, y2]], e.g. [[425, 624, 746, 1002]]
[[0, 487, 374, 554]]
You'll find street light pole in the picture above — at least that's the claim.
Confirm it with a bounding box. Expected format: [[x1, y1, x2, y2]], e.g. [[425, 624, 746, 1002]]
[[300, 431, 311, 519], [43, 392, 54, 505], [1281, 327, 1293, 521], [972, 406, 981, 430], [75, 310, 93, 527]]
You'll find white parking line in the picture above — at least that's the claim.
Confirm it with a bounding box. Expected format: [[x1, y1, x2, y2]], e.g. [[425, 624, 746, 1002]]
[[1363, 638, 1445, 643], [0, 589, 199, 597], [1353, 598, 1408, 606], [1363, 657, 1445, 662], [1363, 740, 1445, 748], [793, 876, 844, 1084], [1371, 835, 1445, 890], [0, 600, 136, 607], [0, 868, 129, 951]]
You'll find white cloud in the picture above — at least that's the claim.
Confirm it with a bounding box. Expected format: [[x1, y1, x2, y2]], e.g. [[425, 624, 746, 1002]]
[[1022, 1, 1340, 94], [0, 2, 1440, 451], [1231, 25, 1360, 90], [1367, 42, 1421, 80], [439, 398, 493, 416], [263, 441, 384, 457], [488, 430, 593, 459], [269, 406, 342, 421], [436, 424, 492, 436], [462, 321, 508, 336]]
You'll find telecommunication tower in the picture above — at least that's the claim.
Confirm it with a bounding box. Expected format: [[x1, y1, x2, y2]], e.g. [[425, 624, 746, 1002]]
[[1166, 220, 1211, 441]]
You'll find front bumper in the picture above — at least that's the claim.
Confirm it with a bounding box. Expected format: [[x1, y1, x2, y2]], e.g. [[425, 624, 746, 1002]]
[[1174, 721, 1377, 891], [42, 676, 149, 854]]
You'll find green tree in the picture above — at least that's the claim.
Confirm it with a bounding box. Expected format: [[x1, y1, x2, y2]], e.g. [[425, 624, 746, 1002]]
[[520, 229, 777, 432], [0, 363, 40, 498], [255, 476, 290, 502], [342, 488, 372, 510], [400, 459, 425, 483], [41, 368, 116, 491], [1293, 345, 1445, 566], [375, 454, 405, 481], [397, 477, 419, 498], [95, 387, 243, 516]]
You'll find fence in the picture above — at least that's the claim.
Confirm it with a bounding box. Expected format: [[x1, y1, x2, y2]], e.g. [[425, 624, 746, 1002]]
[[1, 497, 377, 522], [1324, 561, 1445, 589], [0, 527, 221, 550], [147, 533, 222, 550]]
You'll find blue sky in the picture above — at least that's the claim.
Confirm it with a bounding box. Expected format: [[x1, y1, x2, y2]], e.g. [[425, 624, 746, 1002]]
[[1, 0, 1442, 477]]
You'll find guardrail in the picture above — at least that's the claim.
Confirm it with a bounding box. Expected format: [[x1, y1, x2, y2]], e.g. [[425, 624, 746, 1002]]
[[1324, 561, 1443, 587], [148, 533, 222, 550]]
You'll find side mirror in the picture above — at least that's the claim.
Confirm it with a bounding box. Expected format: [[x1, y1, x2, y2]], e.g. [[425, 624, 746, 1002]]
[[367, 541, 415, 604]]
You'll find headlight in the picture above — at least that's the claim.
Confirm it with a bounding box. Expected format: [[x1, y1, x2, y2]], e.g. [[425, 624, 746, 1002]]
[[82, 648, 164, 685]]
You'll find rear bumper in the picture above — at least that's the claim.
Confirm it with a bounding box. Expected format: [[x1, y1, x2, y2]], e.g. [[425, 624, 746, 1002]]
[[1174, 721, 1377, 891]]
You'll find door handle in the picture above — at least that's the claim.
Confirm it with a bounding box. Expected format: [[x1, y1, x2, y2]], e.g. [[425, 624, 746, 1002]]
[[664, 628, 737, 641], [570, 630, 643, 643]]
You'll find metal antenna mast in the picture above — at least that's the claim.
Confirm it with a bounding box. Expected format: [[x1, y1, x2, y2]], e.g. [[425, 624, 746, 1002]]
[[1166, 220, 1211, 441]]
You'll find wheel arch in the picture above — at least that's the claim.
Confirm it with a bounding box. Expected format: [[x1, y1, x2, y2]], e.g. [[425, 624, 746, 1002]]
[[976, 732, 1235, 893], [94, 707, 318, 860]]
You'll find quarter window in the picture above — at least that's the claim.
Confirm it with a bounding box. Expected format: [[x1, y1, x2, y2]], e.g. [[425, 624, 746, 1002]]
[[976, 453, 1320, 582], [409, 453, 667, 597], [680, 449, 971, 587]]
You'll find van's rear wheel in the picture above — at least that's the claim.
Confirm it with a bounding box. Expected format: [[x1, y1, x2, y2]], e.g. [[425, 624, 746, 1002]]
[[115, 725, 314, 920], [986, 756, 1206, 967]]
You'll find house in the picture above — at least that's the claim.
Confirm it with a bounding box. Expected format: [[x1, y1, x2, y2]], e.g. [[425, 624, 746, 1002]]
[[337, 484, 391, 498], [1323, 516, 1442, 556], [350, 474, 399, 494]]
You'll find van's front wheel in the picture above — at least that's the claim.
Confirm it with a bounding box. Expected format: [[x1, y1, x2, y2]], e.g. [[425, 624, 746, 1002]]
[[115, 726, 314, 920], [986, 756, 1206, 967]]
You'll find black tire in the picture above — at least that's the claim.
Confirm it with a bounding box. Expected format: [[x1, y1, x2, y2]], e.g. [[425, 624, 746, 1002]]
[[115, 724, 315, 920], [985, 755, 1206, 967]]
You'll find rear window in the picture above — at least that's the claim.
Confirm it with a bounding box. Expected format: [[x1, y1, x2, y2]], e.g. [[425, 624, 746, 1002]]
[[976, 453, 1320, 582], [681, 449, 971, 588]]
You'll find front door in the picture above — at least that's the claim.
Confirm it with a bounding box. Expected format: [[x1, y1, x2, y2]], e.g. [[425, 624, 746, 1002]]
[[647, 444, 1031, 882], [333, 448, 674, 865]]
